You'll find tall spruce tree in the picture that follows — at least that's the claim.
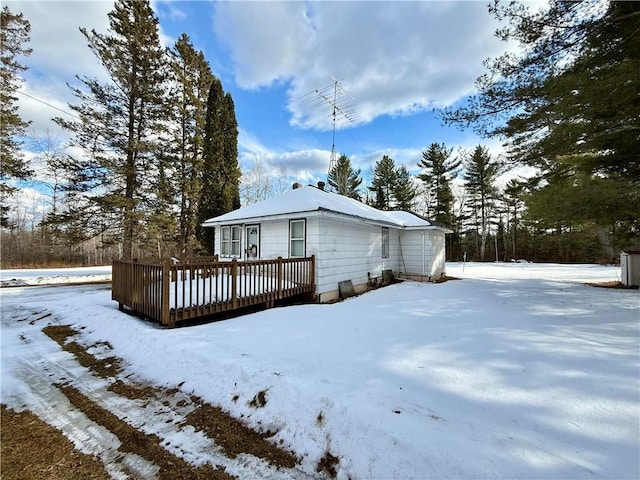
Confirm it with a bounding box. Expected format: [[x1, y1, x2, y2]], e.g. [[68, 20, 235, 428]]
[[197, 79, 240, 252], [54, 0, 167, 258], [328, 154, 363, 200], [393, 165, 416, 211], [166, 33, 214, 254], [417, 143, 460, 226], [368, 155, 397, 210], [0, 6, 32, 226], [463, 146, 499, 260]]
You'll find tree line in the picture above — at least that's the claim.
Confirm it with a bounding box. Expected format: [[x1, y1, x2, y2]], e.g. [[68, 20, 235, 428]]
[[2, 0, 638, 267], [1, 0, 240, 266], [443, 0, 639, 263]]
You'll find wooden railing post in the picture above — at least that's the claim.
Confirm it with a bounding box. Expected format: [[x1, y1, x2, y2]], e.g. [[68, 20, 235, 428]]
[[277, 256, 283, 299], [130, 259, 138, 309], [231, 258, 238, 309], [162, 259, 171, 327], [310, 255, 316, 292]]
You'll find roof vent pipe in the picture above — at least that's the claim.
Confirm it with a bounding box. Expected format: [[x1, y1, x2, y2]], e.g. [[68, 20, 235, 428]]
[[317, 181, 325, 191], [292, 182, 302, 189]]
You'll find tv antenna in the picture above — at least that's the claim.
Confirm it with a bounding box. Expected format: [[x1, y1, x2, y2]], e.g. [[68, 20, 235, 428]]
[[302, 77, 359, 188]]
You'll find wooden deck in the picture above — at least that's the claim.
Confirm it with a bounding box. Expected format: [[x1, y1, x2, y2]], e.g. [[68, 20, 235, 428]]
[[112, 256, 315, 327]]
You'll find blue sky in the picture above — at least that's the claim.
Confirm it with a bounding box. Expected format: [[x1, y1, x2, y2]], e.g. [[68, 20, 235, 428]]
[[9, 0, 531, 195]]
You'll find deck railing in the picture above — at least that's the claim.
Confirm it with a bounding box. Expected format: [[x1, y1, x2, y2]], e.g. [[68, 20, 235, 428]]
[[112, 255, 315, 327]]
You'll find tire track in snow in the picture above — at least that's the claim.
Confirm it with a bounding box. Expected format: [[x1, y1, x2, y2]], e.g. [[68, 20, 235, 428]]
[[2, 303, 320, 480], [10, 340, 158, 479]]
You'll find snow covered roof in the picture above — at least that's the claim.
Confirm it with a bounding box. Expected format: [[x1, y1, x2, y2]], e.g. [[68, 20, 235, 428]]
[[202, 185, 446, 230]]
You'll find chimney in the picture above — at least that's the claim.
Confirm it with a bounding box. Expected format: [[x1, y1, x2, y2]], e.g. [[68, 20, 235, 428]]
[[317, 181, 326, 191], [292, 182, 302, 189]]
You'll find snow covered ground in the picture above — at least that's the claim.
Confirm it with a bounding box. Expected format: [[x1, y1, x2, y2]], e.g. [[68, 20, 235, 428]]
[[0, 265, 112, 287], [1, 262, 639, 479]]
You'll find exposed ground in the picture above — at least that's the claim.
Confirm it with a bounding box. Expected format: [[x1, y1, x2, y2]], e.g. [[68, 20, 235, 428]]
[[585, 280, 639, 289], [1, 306, 318, 480], [1, 405, 111, 480]]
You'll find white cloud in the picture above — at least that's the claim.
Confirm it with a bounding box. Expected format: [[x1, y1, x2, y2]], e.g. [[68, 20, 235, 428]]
[[213, 1, 315, 89], [238, 128, 328, 183], [152, 0, 187, 22], [6, 0, 113, 140], [8, 1, 174, 140], [213, 1, 509, 131], [4, 185, 50, 228]]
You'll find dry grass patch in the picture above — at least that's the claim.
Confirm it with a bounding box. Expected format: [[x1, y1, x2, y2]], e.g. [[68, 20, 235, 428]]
[[186, 400, 298, 469], [316, 450, 340, 479], [1, 404, 110, 480], [42, 325, 122, 378], [58, 385, 234, 480], [108, 379, 165, 400]]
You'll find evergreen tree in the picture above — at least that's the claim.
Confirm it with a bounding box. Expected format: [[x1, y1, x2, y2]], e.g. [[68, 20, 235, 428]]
[[416, 143, 460, 226], [166, 33, 214, 254], [368, 155, 397, 210], [463, 146, 499, 260], [223, 92, 241, 211], [393, 165, 416, 211], [0, 6, 32, 226], [442, 1, 640, 254], [54, 0, 168, 259], [328, 154, 363, 200], [197, 79, 240, 252], [503, 178, 525, 260]]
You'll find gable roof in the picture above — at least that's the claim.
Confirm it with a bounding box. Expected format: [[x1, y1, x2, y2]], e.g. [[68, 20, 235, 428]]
[[202, 185, 446, 230]]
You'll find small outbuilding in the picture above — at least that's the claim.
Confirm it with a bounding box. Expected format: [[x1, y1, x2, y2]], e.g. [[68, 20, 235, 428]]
[[202, 184, 451, 302], [621, 250, 640, 287]]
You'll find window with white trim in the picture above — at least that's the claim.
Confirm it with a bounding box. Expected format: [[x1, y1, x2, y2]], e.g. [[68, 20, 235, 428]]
[[221, 225, 241, 257], [382, 227, 389, 258], [289, 219, 306, 257]]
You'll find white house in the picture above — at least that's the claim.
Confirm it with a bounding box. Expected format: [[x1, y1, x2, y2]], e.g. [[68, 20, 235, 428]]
[[202, 184, 450, 302]]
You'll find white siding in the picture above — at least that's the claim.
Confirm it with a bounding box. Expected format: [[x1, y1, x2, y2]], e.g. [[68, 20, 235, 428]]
[[258, 220, 291, 259], [213, 220, 290, 260], [310, 216, 402, 296], [399, 230, 446, 277], [211, 215, 447, 300]]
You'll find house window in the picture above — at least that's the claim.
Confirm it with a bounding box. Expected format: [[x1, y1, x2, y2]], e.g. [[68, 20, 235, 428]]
[[382, 227, 389, 258], [221, 226, 241, 257], [290, 219, 306, 257]]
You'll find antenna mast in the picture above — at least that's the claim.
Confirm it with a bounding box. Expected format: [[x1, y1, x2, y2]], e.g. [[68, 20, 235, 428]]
[[304, 78, 358, 189]]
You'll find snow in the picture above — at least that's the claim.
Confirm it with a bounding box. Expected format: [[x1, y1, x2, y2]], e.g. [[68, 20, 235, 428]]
[[167, 273, 294, 309], [2, 262, 639, 479], [202, 185, 443, 230], [0, 265, 111, 287]]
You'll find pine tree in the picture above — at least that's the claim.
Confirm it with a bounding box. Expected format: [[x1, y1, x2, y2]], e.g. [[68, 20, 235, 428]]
[[417, 143, 460, 226], [368, 155, 397, 210], [503, 178, 526, 260], [196, 79, 240, 252], [393, 165, 416, 211], [54, 0, 168, 259], [1, 6, 32, 227], [166, 34, 214, 254], [463, 146, 499, 260], [328, 154, 363, 200]]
